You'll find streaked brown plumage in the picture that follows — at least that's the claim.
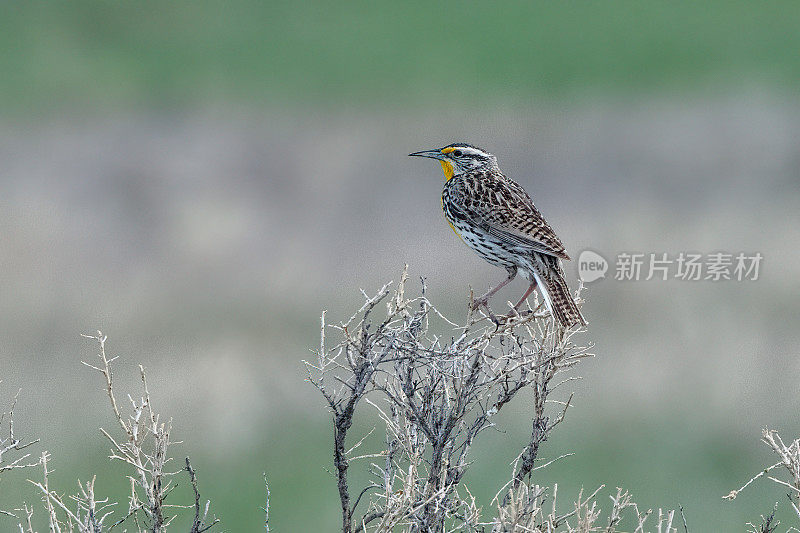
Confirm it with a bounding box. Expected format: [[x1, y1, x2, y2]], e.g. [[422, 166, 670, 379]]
[[410, 142, 586, 328]]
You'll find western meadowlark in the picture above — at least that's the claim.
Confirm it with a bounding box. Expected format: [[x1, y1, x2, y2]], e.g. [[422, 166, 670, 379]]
[[409, 142, 586, 328]]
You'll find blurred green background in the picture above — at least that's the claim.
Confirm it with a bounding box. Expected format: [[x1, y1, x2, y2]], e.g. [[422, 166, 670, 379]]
[[1, 1, 799, 531]]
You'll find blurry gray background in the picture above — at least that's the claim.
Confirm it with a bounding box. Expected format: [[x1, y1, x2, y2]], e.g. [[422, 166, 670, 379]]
[[1, 2, 799, 530]]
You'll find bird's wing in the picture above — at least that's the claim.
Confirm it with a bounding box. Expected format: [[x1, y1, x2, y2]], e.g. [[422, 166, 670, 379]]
[[449, 173, 570, 260]]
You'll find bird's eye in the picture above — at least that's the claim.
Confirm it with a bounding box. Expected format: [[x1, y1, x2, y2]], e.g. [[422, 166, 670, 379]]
[[452, 150, 462, 157]]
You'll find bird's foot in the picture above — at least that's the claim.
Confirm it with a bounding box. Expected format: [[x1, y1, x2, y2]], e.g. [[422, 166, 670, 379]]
[[469, 296, 502, 326], [470, 295, 489, 311], [509, 298, 546, 319], [499, 303, 543, 324]]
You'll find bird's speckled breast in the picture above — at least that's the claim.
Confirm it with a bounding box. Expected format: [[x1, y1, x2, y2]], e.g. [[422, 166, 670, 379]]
[[441, 176, 518, 269]]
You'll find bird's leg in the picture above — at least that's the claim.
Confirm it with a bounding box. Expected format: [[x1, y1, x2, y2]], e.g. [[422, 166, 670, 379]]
[[471, 267, 517, 311], [511, 280, 538, 315]]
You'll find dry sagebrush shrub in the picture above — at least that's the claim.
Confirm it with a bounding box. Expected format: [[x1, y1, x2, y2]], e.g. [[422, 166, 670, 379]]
[[306, 267, 680, 533]]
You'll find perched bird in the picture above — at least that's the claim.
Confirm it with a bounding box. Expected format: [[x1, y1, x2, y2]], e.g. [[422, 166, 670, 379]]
[[409, 142, 586, 328]]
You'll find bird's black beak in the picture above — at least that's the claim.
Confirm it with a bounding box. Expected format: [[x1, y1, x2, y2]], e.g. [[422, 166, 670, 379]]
[[408, 149, 445, 161]]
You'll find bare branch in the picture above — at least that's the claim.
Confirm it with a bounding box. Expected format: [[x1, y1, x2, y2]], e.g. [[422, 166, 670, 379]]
[[304, 268, 667, 533]]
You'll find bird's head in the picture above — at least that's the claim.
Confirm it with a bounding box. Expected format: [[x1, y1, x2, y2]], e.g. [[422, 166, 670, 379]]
[[409, 143, 497, 180]]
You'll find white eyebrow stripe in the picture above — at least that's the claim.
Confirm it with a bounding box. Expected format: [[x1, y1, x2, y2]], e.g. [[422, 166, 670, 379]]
[[452, 146, 490, 158]]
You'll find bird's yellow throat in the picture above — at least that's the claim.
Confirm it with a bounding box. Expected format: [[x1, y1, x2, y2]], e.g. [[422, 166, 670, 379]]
[[440, 160, 454, 181], [439, 159, 462, 240]]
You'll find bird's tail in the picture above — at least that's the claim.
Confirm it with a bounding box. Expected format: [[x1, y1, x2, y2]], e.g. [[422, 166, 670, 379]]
[[533, 256, 587, 329]]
